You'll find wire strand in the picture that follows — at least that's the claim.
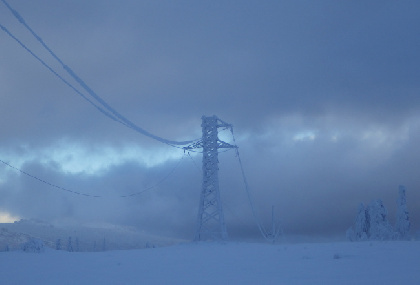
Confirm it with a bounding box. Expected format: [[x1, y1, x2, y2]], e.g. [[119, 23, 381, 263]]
[[0, 23, 125, 126], [230, 128, 276, 241], [0, 154, 185, 199], [1, 0, 194, 147], [119, 154, 185, 197], [0, 158, 101, 198]]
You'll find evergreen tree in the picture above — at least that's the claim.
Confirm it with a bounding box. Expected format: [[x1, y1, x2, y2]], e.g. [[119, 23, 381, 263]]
[[395, 185, 410, 240], [75, 237, 80, 252], [67, 237, 73, 252], [22, 238, 44, 253], [346, 203, 369, 241], [366, 200, 394, 240], [55, 238, 61, 250], [345, 227, 355, 241], [354, 203, 368, 241]]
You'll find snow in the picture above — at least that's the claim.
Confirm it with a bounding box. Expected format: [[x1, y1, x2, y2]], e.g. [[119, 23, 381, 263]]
[[1, 241, 419, 284]]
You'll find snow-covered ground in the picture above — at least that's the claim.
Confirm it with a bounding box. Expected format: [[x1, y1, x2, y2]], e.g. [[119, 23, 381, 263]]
[[1, 241, 419, 285]]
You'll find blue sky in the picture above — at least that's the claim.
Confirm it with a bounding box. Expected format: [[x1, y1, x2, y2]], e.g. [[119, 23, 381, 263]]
[[1, 0, 420, 241]]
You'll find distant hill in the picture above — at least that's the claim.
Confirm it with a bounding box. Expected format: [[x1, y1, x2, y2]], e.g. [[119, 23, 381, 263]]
[[0, 219, 184, 251]]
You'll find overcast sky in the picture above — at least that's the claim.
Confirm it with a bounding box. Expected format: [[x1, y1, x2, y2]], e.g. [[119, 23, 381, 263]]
[[1, 0, 419, 242]]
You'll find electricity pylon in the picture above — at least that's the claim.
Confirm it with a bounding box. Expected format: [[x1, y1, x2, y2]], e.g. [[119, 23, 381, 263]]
[[184, 115, 236, 241]]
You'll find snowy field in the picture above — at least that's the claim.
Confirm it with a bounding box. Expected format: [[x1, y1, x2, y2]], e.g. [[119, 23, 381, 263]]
[[1, 241, 419, 285]]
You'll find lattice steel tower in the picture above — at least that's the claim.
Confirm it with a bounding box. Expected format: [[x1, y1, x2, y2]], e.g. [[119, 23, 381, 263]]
[[185, 115, 236, 241]]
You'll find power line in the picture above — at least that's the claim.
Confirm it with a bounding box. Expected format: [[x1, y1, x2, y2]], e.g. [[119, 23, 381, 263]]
[[0, 1, 196, 198], [0, 158, 101, 198], [1, 0, 275, 241], [0, 23, 125, 126], [0, 154, 185, 198], [230, 128, 277, 242], [1, 0, 195, 147], [119, 154, 185, 197]]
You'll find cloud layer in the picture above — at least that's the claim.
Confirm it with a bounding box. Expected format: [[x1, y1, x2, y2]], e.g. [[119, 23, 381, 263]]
[[1, 0, 420, 241]]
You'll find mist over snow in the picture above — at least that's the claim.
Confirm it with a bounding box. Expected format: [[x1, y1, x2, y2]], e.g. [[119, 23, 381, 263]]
[[1, 0, 420, 242]]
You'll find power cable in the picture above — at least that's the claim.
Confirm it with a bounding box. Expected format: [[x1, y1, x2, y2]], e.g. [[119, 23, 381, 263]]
[[186, 152, 201, 174], [1, 2, 270, 238], [230, 128, 276, 241], [119, 153, 185, 197], [0, 154, 185, 198], [0, 23, 125, 126], [0, 158, 101, 198], [1, 0, 195, 147]]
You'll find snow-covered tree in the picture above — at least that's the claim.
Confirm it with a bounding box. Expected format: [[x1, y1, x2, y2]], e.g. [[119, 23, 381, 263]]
[[67, 237, 73, 252], [22, 238, 44, 253], [75, 237, 80, 252], [366, 200, 394, 240], [56, 238, 62, 250], [345, 227, 355, 241], [354, 203, 368, 241], [347, 203, 369, 241], [395, 185, 410, 240]]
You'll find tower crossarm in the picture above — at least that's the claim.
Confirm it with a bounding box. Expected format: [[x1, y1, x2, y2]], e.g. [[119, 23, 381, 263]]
[[183, 140, 204, 151], [183, 139, 236, 151], [217, 140, 237, 149], [183, 115, 237, 152]]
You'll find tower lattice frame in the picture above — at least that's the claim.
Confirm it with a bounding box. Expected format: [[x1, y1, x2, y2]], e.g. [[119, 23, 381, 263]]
[[185, 115, 236, 241]]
